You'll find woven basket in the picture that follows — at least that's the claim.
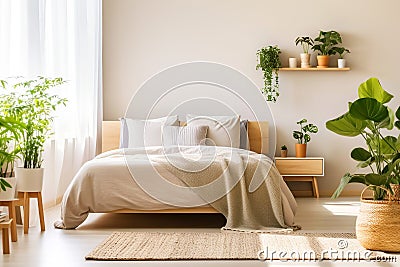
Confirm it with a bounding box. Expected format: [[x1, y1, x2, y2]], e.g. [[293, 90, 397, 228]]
[[390, 184, 400, 201], [356, 186, 400, 252]]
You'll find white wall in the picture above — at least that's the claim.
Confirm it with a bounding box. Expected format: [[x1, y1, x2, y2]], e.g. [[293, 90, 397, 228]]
[[103, 0, 400, 196]]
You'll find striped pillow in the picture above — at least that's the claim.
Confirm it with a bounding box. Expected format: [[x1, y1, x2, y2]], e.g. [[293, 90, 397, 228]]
[[162, 125, 208, 146]]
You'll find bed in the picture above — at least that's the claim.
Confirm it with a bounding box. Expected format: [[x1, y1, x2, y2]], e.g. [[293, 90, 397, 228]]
[[55, 120, 297, 232]]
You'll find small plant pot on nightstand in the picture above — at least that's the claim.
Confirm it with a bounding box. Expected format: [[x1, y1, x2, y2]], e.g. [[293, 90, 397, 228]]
[[280, 150, 288, 157], [295, 144, 307, 158]]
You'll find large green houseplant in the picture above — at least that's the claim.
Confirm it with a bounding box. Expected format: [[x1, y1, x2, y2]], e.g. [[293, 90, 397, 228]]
[[311, 30, 342, 68], [256, 45, 281, 102], [1, 77, 67, 192], [326, 77, 400, 200]]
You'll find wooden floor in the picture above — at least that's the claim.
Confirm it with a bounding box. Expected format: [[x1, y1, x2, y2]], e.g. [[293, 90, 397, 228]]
[[0, 197, 392, 266]]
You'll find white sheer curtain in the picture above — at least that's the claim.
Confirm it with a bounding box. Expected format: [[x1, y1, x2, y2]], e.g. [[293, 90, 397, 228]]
[[0, 0, 102, 208]]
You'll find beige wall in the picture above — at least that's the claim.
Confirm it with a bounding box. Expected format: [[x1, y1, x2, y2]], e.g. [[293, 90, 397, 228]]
[[103, 0, 400, 196]]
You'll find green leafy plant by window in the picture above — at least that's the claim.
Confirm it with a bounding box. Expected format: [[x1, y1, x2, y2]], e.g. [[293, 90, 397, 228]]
[[326, 77, 400, 200], [0, 117, 22, 191], [256, 45, 281, 102], [311, 30, 342, 55], [293, 119, 319, 144], [0, 77, 67, 169], [295, 36, 314, 54]]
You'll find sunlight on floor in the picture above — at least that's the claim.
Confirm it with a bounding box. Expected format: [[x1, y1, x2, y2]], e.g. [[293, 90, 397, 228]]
[[322, 201, 360, 216]]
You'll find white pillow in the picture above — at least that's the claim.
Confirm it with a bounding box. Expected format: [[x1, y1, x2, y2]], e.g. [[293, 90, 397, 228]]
[[120, 116, 179, 148], [162, 125, 208, 146], [186, 115, 240, 148]]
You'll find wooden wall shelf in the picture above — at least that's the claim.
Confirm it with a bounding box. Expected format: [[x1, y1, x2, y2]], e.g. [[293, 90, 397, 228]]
[[280, 67, 350, 71]]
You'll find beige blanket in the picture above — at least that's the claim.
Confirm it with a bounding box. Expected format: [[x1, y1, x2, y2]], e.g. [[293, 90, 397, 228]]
[[152, 146, 293, 232], [55, 146, 297, 231]]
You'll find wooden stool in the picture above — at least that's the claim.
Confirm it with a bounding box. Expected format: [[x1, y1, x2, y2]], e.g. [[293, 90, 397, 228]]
[[15, 192, 45, 234], [0, 200, 18, 242], [0, 219, 12, 254]]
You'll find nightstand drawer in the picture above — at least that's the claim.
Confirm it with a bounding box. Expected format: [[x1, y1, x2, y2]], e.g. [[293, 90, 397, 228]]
[[275, 158, 324, 176]]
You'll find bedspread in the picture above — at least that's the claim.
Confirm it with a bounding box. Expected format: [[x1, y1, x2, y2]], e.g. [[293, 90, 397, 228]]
[[55, 146, 298, 231]]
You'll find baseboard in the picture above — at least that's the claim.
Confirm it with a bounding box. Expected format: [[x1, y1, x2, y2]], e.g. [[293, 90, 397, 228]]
[[292, 190, 362, 198]]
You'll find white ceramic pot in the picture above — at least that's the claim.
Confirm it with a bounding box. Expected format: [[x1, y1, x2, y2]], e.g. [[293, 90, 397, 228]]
[[16, 167, 44, 192], [338, 59, 346, 68], [0, 177, 17, 200], [288, 57, 297, 68], [300, 53, 311, 68]]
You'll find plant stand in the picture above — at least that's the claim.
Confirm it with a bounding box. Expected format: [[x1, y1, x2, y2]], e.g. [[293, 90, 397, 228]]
[[0, 200, 18, 242], [15, 192, 45, 234], [0, 219, 12, 254]]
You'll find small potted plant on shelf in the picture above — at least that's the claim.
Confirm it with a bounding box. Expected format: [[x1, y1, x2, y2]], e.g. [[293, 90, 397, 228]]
[[295, 36, 314, 68], [292, 119, 318, 157], [326, 77, 400, 252], [334, 47, 350, 68], [280, 145, 288, 157], [2, 77, 67, 193], [311, 30, 342, 68], [256, 45, 281, 102]]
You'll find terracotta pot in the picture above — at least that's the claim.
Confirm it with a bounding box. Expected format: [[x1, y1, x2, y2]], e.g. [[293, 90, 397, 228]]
[[300, 53, 311, 68], [295, 144, 307, 158], [16, 167, 44, 192], [280, 150, 288, 158], [317, 55, 330, 68], [0, 177, 17, 200]]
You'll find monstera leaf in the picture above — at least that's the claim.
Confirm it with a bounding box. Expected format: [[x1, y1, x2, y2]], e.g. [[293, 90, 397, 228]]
[[326, 112, 367, 137], [349, 98, 388, 122], [358, 77, 393, 104]]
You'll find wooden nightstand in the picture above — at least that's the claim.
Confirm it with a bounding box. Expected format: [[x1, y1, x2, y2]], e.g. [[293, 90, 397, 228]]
[[275, 157, 324, 198]]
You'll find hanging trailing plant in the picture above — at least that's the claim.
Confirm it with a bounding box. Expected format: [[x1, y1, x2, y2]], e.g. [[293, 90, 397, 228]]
[[256, 45, 281, 102]]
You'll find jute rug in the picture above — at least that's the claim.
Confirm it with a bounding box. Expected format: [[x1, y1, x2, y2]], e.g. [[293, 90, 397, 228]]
[[86, 232, 393, 261]]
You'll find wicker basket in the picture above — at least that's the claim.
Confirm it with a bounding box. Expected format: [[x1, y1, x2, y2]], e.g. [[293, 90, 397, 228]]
[[390, 184, 400, 201], [356, 186, 400, 252]]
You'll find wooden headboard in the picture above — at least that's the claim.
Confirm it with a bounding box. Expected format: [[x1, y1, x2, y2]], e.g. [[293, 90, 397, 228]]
[[101, 121, 269, 154]]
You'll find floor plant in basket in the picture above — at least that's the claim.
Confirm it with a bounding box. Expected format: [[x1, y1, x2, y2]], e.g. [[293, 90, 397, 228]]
[[326, 77, 400, 252]]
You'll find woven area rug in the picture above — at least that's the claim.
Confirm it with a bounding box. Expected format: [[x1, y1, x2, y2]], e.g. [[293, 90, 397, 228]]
[[86, 232, 392, 261]]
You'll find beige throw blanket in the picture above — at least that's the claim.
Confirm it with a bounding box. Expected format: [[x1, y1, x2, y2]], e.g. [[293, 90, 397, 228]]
[[151, 146, 291, 232]]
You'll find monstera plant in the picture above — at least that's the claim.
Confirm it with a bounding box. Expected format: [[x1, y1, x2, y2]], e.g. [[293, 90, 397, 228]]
[[326, 77, 400, 200]]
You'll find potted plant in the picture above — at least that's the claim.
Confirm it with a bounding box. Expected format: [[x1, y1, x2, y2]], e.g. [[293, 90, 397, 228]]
[[256, 45, 281, 102], [326, 77, 400, 199], [0, 117, 22, 200], [326, 77, 400, 252], [311, 30, 342, 68], [334, 47, 350, 68], [295, 36, 314, 68], [2, 77, 67, 192], [280, 145, 288, 157], [293, 119, 318, 157]]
